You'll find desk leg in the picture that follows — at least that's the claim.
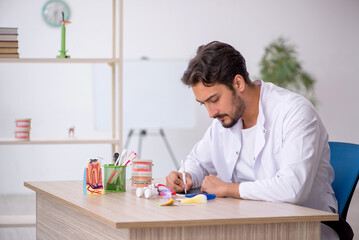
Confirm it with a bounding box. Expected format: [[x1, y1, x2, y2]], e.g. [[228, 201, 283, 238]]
[[130, 222, 320, 240]]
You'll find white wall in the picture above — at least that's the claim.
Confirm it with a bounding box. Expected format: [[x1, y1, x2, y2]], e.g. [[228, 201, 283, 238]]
[[0, 0, 358, 194]]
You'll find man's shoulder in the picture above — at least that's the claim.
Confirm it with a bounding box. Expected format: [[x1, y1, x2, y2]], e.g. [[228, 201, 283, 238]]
[[261, 81, 312, 110], [260, 81, 318, 126]]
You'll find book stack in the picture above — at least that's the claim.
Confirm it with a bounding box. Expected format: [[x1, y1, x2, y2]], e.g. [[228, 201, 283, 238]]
[[0, 27, 19, 58]]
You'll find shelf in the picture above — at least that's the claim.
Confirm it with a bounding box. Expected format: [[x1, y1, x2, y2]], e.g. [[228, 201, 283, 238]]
[[0, 138, 121, 145], [0, 0, 124, 152], [0, 58, 121, 64]]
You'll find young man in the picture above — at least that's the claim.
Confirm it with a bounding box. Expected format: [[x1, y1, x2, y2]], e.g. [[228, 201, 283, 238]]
[[166, 41, 338, 239]]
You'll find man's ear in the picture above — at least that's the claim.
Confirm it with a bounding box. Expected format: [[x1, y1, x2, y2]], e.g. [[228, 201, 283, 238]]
[[232, 74, 245, 93]]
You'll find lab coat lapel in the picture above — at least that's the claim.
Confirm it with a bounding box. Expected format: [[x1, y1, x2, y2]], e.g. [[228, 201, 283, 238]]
[[214, 120, 242, 183], [254, 108, 266, 160], [254, 81, 266, 177]]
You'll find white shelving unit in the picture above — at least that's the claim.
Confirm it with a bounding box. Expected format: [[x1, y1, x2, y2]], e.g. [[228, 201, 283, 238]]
[[0, 0, 123, 228], [0, 0, 124, 154]]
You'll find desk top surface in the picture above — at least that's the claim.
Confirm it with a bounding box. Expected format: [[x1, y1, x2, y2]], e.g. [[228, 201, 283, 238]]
[[24, 180, 338, 229]]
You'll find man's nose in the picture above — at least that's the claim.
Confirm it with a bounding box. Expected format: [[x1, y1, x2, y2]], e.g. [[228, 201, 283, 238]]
[[206, 104, 218, 118]]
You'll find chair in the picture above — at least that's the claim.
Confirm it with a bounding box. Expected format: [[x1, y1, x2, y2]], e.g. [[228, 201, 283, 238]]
[[323, 142, 359, 240]]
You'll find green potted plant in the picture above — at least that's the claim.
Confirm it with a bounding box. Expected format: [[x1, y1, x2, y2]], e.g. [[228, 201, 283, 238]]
[[259, 37, 316, 105]]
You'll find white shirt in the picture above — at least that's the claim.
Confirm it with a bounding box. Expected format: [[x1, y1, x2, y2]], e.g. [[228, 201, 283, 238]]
[[184, 80, 338, 214], [233, 125, 257, 183]]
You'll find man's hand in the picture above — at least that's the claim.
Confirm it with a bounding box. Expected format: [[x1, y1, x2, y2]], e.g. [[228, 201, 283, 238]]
[[166, 171, 193, 193], [201, 174, 241, 198]]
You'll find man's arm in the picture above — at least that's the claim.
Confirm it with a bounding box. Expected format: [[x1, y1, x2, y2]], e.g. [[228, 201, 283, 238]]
[[174, 123, 217, 190], [201, 174, 241, 198]]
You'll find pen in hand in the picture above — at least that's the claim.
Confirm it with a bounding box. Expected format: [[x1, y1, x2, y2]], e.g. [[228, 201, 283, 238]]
[[181, 159, 187, 194]]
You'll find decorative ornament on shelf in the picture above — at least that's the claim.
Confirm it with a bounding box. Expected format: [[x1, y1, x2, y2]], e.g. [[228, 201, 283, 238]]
[[259, 37, 316, 105], [68, 126, 75, 138], [42, 0, 70, 27], [56, 11, 71, 58]]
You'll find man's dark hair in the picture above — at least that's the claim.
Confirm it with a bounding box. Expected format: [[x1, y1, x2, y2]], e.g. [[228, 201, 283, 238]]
[[182, 41, 252, 90]]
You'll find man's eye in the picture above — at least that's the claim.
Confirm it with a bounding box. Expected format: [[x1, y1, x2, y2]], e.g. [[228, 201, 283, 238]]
[[211, 98, 218, 103]]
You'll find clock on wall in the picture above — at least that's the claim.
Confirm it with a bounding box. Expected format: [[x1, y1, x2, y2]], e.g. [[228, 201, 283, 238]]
[[42, 0, 70, 27]]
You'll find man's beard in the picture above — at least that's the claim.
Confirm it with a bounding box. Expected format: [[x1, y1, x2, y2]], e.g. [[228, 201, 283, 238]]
[[214, 93, 246, 128]]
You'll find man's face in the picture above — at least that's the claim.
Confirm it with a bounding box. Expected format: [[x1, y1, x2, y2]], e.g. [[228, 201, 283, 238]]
[[192, 82, 246, 128]]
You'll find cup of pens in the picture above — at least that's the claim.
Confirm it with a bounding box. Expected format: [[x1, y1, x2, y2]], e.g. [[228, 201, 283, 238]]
[[103, 164, 127, 192]]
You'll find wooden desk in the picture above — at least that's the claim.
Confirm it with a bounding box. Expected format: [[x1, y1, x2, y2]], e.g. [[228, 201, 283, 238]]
[[25, 180, 338, 240]]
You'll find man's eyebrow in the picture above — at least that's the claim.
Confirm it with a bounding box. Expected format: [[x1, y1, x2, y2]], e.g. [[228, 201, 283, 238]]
[[196, 93, 218, 104]]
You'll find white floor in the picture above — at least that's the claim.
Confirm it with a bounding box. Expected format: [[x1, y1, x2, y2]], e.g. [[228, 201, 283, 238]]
[[0, 189, 358, 240], [0, 194, 36, 240]]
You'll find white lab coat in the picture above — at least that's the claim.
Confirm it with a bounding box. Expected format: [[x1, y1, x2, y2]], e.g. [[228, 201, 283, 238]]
[[185, 80, 338, 214]]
